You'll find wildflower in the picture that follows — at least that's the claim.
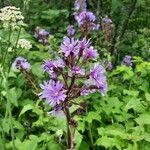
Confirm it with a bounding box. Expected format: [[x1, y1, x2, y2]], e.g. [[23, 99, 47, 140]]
[[71, 66, 85, 76], [39, 80, 67, 107], [83, 46, 98, 59], [34, 26, 49, 44], [89, 64, 105, 79], [102, 16, 112, 23], [17, 39, 32, 50], [67, 25, 75, 36], [74, 0, 87, 12], [48, 105, 64, 118], [0, 6, 24, 29], [60, 36, 79, 57], [106, 61, 113, 71], [122, 55, 132, 67], [75, 11, 99, 31], [89, 64, 107, 96], [78, 38, 90, 50], [42, 59, 64, 74], [12, 57, 30, 70]]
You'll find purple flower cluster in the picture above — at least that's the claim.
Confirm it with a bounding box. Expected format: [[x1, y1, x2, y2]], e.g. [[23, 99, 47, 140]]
[[12, 57, 30, 71], [42, 59, 64, 75], [60, 36, 98, 60], [122, 55, 132, 67], [39, 0, 106, 117], [60, 36, 79, 57], [34, 26, 49, 44], [75, 11, 99, 31]]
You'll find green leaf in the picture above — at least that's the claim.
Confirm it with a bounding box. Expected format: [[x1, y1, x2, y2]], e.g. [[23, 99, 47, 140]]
[[8, 87, 22, 106], [85, 111, 101, 123], [19, 104, 34, 117], [135, 114, 150, 125], [74, 130, 83, 150], [145, 93, 150, 101]]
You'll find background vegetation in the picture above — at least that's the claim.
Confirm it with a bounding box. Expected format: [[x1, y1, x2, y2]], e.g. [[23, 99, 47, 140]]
[[0, 0, 150, 149]]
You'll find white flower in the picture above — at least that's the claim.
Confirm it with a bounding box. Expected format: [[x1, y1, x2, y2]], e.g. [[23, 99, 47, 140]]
[[0, 6, 24, 29], [17, 39, 32, 50]]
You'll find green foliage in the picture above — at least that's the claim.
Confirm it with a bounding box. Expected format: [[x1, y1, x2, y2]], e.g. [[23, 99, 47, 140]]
[[0, 0, 150, 149]]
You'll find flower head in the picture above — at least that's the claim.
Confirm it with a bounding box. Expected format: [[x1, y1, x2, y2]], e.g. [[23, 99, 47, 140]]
[[83, 46, 98, 59], [75, 11, 99, 31], [74, 0, 87, 12], [106, 61, 113, 71], [60, 36, 79, 57], [0, 6, 24, 29], [102, 16, 112, 23], [42, 59, 64, 74], [78, 38, 90, 50], [39, 80, 66, 107], [12, 57, 30, 70], [71, 66, 85, 76], [34, 26, 49, 44], [122, 55, 132, 67], [67, 25, 75, 36], [17, 39, 32, 50], [88, 64, 106, 96]]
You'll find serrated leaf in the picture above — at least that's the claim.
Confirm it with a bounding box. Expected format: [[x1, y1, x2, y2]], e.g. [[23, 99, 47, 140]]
[[85, 111, 101, 123]]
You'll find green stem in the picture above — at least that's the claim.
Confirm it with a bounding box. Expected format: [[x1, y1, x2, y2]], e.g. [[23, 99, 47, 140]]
[[14, 27, 22, 52], [2, 27, 12, 68], [0, 68, 16, 150], [88, 123, 95, 150], [86, 108, 95, 150]]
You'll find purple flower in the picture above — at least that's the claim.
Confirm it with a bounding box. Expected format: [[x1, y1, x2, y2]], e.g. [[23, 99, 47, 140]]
[[39, 80, 67, 107], [67, 25, 75, 36], [42, 59, 64, 74], [34, 26, 49, 44], [78, 38, 90, 50], [106, 61, 113, 71], [74, 0, 87, 11], [75, 11, 99, 31], [89, 64, 105, 79], [122, 55, 132, 67], [48, 105, 64, 118], [12, 57, 30, 70], [60, 36, 79, 57], [83, 46, 98, 59], [102, 16, 112, 23], [80, 89, 95, 96], [71, 66, 85, 76], [89, 64, 107, 96]]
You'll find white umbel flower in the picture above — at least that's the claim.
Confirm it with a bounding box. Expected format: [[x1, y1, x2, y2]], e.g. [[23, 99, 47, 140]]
[[0, 6, 24, 29], [17, 39, 32, 50]]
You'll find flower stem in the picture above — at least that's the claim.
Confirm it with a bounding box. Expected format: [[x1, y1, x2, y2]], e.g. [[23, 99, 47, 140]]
[[2, 27, 12, 68], [64, 106, 74, 150]]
